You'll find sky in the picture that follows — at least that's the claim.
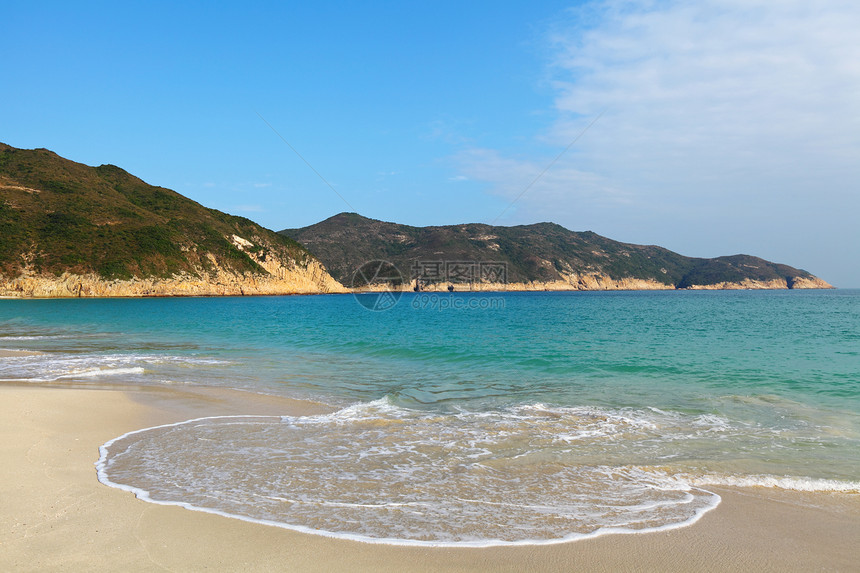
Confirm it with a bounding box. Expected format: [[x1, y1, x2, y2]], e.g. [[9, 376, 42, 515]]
[[3, 1, 859, 286]]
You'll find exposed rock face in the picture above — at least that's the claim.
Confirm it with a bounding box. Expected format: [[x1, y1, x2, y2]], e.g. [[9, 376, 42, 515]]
[[683, 277, 834, 290], [554, 272, 674, 291], [786, 276, 834, 290], [364, 273, 835, 293], [0, 258, 345, 298], [454, 274, 673, 291]]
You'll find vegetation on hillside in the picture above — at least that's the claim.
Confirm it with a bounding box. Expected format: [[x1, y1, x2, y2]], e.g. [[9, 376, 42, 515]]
[[281, 212, 823, 289], [0, 142, 826, 291], [0, 143, 310, 279]]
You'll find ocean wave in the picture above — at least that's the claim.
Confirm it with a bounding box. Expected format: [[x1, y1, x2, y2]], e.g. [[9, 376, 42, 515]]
[[98, 411, 724, 545], [102, 400, 839, 546], [58, 367, 146, 378], [97, 399, 859, 545], [0, 352, 233, 383]]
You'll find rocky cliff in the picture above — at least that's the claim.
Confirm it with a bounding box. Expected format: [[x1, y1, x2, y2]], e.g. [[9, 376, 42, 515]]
[[0, 253, 344, 298]]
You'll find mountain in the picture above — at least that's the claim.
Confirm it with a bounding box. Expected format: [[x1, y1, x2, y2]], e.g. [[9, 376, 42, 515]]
[[0, 143, 343, 297], [280, 212, 832, 291]]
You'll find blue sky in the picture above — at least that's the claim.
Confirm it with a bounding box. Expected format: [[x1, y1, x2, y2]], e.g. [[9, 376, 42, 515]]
[[3, 1, 859, 286]]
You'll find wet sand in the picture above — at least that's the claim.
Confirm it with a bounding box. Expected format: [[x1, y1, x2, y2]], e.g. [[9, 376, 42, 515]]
[[1, 383, 858, 572]]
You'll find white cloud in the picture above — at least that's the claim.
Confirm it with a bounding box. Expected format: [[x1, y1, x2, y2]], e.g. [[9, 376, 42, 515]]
[[546, 0, 860, 182], [454, 0, 860, 283], [456, 147, 631, 219]]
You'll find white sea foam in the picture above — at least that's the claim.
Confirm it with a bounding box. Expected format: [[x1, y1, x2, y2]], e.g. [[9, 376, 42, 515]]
[[93, 398, 860, 546], [96, 419, 722, 546], [688, 474, 860, 493], [0, 352, 232, 383], [0, 335, 71, 341], [95, 405, 726, 545], [59, 367, 145, 378]]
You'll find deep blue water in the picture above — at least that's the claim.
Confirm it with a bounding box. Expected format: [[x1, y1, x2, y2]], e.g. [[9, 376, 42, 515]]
[[3, 290, 858, 411]]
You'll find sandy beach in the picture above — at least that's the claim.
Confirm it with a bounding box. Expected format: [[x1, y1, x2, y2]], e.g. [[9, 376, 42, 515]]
[[0, 382, 857, 572]]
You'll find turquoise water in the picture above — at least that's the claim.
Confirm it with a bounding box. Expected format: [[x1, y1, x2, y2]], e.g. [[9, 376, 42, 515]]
[[2, 290, 859, 544]]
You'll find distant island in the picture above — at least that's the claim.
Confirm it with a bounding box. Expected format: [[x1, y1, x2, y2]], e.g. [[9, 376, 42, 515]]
[[0, 143, 832, 297], [282, 213, 833, 291]]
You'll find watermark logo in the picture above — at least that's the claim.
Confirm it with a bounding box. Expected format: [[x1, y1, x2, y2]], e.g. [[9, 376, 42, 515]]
[[411, 261, 507, 287], [351, 260, 404, 311], [351, 260, 508, 311], [411, 293, 506, 311]]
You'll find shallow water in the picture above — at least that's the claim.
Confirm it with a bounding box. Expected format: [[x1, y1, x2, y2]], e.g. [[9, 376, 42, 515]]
[[3, 290, 859, 544]]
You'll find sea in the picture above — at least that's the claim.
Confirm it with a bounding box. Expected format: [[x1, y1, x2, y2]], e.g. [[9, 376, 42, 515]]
[[1, 289, 859, 546]]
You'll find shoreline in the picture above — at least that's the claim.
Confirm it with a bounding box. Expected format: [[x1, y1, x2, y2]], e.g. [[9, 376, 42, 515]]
[[0, 284, 841, 301], [2, 383, 858, 571]]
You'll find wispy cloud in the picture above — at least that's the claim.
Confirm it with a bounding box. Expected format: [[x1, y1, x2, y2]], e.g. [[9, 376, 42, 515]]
[[455, 147, 631, 218], [546, 0, 860, 180], [456, 1, 860, 230]]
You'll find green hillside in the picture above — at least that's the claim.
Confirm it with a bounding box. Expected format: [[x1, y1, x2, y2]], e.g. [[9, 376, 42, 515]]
[[0, 143, 312, 280]]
